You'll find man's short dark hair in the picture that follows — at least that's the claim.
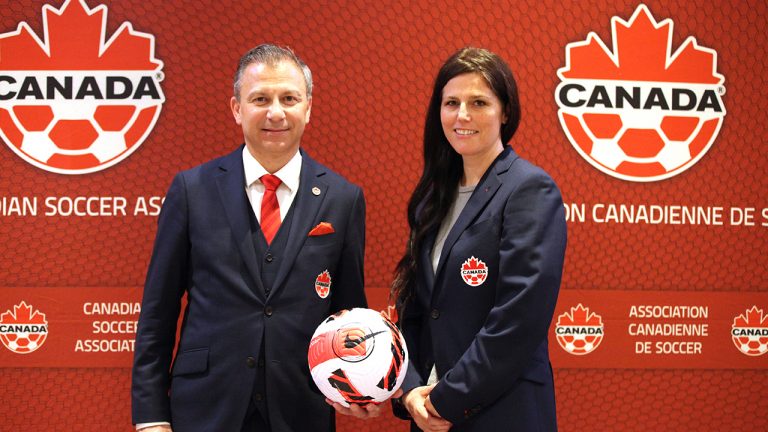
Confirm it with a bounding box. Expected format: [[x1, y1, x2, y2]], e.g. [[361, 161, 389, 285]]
[[233, 43, 313, 100]]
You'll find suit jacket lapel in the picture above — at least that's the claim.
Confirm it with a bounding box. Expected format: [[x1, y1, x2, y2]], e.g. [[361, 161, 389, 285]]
[[216, 146, 267, 297], [269, 151, 328, 296], [432, 147, 516, 292]]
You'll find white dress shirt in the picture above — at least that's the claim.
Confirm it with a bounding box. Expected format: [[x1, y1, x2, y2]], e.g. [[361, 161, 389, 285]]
[[243, 147, 302, 222]]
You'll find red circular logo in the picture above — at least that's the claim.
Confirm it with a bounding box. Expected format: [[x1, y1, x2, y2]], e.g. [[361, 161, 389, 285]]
[[0, 301, 49, 354], [460, 256, 488, 287], [0, 0, 164, 174], [555, 304, 604, 355], [731, 306, 768, 357], [555, 5, 725, 182]]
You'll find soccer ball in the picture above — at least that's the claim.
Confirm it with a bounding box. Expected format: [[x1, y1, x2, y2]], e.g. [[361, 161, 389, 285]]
[[308, 308, 408, 407], [1, 101, 160, 174], [561, 111, 721, 181]]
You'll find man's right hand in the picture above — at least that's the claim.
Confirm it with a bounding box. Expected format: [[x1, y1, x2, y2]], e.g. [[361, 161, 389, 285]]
[[402, 385, 452, 432]]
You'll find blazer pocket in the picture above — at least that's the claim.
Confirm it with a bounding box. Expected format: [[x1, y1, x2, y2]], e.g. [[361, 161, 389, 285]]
[[171, 347, 209, 376], [303, 234, 340, 248]]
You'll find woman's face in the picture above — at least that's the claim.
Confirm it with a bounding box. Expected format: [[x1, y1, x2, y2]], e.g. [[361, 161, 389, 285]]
[[440, 72, 507, 160]]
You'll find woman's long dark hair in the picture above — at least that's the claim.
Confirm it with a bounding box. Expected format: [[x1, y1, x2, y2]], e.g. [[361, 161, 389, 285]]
[[391, 47, 521, 315]]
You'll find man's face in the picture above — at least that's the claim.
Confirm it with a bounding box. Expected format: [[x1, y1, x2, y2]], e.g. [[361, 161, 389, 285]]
[[230, 60, 312, 162]]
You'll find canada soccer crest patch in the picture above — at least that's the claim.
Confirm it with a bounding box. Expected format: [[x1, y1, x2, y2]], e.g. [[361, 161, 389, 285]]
[[460, 256, 488, 287], [0, 301, 49, 354], [315, 270, 331, 298], [555, 4, 725, 182], [731, 306, 768, 357], [555, 304, 604, 355], [0, 0, 165, 174]]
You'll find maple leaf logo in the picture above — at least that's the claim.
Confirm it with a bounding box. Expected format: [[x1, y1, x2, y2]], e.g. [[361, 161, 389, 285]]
[[731, 306, 768, 357], [0, 0, 162, 70], [733, 306, 768, 328], [317, 270, 331, 285], [460, 256, 488, 287], [555, 4, 726, 182], [0, 301, 49, 354], [555, 304, 604, 356], [557, 4, 723, 84], [0, 0, 165, 174], [0, 301, 47, 324], [462, 256, 485, 271], [557, 304, 603, 327], [315, 270, 332, 298]]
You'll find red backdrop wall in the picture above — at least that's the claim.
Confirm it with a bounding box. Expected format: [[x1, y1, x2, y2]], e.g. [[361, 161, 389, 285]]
[[1, 0, 766, 430]]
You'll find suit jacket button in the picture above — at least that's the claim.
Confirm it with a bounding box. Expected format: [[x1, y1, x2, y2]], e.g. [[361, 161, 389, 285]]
[[264, 306, 273, 317], [254, 393, 263, 401], [430, 309, 440, 319], [265, 253, 274, 263], [246, 356, 256, 368]]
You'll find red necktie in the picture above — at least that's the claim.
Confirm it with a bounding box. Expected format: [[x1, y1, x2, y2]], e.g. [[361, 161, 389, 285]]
[[260, 174, 282, 244]]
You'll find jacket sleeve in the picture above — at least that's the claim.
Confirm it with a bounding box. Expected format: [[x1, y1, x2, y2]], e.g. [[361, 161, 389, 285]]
[[428, 172, 567, 424], [329, 186, 367, 312], [391, 295, 426, 420], [131, 173, 191, 424]]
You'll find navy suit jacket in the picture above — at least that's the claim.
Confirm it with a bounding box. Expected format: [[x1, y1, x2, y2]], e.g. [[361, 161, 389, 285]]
[[398, 147, 566, 431], [131, 146, 366, 431]]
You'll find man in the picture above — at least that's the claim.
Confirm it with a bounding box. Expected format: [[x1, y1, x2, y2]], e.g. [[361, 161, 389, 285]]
[[131, 44, 367, 431]]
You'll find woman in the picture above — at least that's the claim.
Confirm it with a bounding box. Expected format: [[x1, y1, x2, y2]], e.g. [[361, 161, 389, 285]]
[[391, 47, 567, 431]]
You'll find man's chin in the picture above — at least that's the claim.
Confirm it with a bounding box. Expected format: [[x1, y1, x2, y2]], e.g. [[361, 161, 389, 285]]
[[246, 141, 300, 157]]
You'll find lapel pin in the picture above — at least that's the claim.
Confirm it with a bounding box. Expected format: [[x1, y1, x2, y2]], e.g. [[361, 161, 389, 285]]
[[312, 186, 321, 196]]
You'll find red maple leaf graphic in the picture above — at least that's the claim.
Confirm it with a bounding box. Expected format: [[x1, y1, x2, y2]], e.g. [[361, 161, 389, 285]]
[[317, 271, 331, 284], [558, 4, 723, 84], [557, 304, 602, 327], [733, 306, 768, 328], [0, 301, 47, 325], [462, 256, 485, 271], [0, 0, 162, 70]]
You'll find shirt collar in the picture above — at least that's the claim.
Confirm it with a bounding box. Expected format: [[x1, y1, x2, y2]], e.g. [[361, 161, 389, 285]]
[[242, 147, 302, 192]]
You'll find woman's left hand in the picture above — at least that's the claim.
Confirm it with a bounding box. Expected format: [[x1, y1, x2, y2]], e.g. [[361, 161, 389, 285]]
[[425, 395, 443, 419]]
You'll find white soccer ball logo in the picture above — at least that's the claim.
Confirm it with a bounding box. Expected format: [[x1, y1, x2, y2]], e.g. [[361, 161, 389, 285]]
[[17, 103, 123, 159], [565, 107, 721, 181], [5, 97, 159, 175], [7, 331, 41, 352]]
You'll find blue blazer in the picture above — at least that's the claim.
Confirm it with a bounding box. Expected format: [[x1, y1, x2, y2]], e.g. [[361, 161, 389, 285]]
[[398, 147, 566, 431], [131, 146, 366, 431]]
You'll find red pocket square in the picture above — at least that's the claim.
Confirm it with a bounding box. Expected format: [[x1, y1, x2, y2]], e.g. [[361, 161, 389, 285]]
[[309, 222, 335, 236]]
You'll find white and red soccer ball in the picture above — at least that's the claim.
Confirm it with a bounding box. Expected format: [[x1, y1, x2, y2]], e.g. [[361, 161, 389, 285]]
[[308, 308, 408, 407]]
